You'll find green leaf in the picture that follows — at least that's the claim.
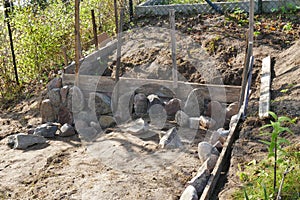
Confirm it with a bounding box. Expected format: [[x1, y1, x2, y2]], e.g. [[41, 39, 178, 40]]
[[262, 183, 268, 200], [269, 111, 278, 121], [278, 116, 292, 123], [260, 124, 272, 130], [244, 188, 250, 200]]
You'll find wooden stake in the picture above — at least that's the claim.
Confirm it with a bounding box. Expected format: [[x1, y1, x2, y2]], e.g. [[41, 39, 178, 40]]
[[91, 9, 99, 50], [114, 0, 119, 35], [170, 9, 178, 89], [115, 8, 124, 83], [74, 0, 81, 86]]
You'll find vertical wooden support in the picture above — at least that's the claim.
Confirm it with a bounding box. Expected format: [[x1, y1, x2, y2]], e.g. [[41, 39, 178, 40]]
[[259, 56, 271, 118], [170, 9, 178, 89], [114, 0, 119, 35], [129, 0, 134, 22], [239, 0, 254, 110], [4, 0, 19, 85], [115, 8, 124, 83], [91, 9, 98, 50], [74, 0, 81, 85]]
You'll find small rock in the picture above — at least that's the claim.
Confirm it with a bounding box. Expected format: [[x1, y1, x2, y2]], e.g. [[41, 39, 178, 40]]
[[34, 123, 58, 138], [206, 154, 219, 172], [179, 185, 198, 200], [209, 131, 221, 145], [226, 101, 239, 119], [40, 99, 56, 123], [175, 110, 189, 127], [59, 123, 75, 137], [58, 106, 73, 125], [188, 168, 210, 196], [165, 98, 181, 116], [7, 133, 47, 150], [77, 127, 98, 142], [48, 88, 61, 107], [75, 120, 89, 131], [67, 86, 85, 113], [47, 77, 62, 90], [189, 117, 200, 130], [199, 116, 216, 129], [159, 127, 182, 149], [60, 85, 69, 105], [184, 89, 204, 117], [134, 93, 149, 117], [99, 116, 116, 129], [147, 94, 163, 107], [198, 141, 220, 163], [88, 92, 112, 116], [217, 128, 230, 138], [229, 114, 239, 129]]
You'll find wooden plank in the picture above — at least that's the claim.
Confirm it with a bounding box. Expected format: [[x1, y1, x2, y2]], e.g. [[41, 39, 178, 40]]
[[200, 108, 242, 200], [62, 74, 241, 103], [170, 9, 178, 89], [259, 56, 271, 118]]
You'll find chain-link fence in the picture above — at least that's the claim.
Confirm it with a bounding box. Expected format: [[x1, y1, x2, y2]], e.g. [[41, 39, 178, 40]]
[[134, 0, 300, 16]]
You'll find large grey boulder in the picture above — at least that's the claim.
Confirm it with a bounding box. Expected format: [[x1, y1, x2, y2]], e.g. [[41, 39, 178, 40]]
[[7, 134, 47, 150], [47, 77, 62, 91], [179, 185, 198, 200], [60, 85, 69, 106], [40, 99, 56, 123], [48, 88, 61, 107], [58, 106, 73, 125], [159, 127, 182, 149], [184, 89, 204, 117], [88, 92, 112, 116], [198, 141, 220, 163], [34, 123, 58, 138]]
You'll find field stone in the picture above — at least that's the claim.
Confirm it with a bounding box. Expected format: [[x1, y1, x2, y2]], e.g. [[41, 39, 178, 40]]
[[175, 110, 189, 127], [209, 131, 221, 145], [40, 99, 56, 123], [199, 116, 216, 129], [47, 77, 62, 90], [147, 94, 162, 107], [60, 85, 69, 105], [188, 167, 210, 196], [217, 128, 230, 138], [88, 92, 112, 115], [184, 88, 204, 117], [198, 141, 220, 163], [48, 88, 61, 107], [59, 123, 75, 137], [67, 86, 85, 113], [34, 123, 58, 138], [58, 106, 73, 125], [179, 185, 198, 200], [206, 101, 226, 129], [99, 116, 116, 129], [226, 101, 239, 119], [134, 93, 149, 117], [159, 127, 182, 149], [122, 118, 148, 134], [7, 133, 47, 150], [206, 154, 219, 172], [115, 92, 134, 122], [165, 98, 181, 116]]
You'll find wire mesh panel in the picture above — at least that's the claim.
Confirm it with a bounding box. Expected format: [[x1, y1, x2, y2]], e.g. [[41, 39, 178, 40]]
[[135, 0, 300, 16]]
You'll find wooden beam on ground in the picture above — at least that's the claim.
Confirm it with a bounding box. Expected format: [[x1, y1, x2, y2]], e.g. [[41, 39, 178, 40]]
[[259, 56, 271, 118], [200, 108, 242, 200], [62, 74, 241, 103]]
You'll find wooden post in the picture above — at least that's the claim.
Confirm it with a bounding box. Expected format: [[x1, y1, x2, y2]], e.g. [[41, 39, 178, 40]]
[[170, 9, 178, 89], [91, 9, 98, 50], [239, 0, 254, 109], [4, 0, 19, 85], [129, 0, 134, 22], [114, 0, 119, 35], [115, 8, 124, 83], [74, 0, 81, 85]]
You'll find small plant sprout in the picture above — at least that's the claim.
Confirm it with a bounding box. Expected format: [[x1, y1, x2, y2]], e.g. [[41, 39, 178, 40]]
[[260, 111, 296, 195]]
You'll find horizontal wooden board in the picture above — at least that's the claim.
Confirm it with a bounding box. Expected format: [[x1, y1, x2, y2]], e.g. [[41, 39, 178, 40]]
[[62, 74, 241, 103]]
